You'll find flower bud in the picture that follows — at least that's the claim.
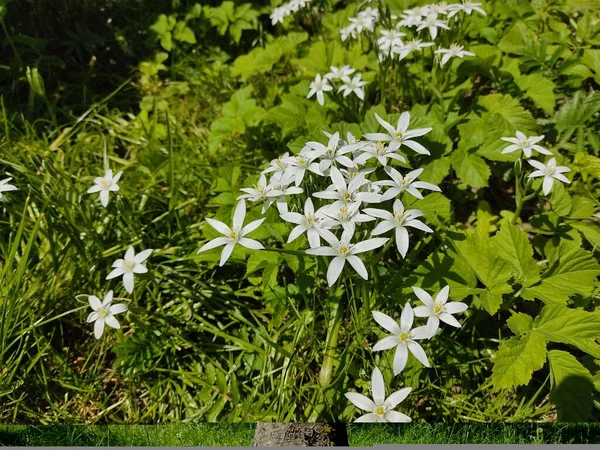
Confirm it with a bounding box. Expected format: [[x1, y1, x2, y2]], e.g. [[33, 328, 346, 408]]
[[514, 158, 522, 177]]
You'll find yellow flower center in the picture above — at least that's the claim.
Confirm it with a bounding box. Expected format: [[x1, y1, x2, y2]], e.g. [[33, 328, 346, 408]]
[[343, 192, 351, 200], [339, 246, 348, 254], [98, 309, 109, 318], [395, 130, 404, 138], [400, 332, 408, 341], [376, 407, 385, 415], [124, 261, 136, 271], [229, 231, 237, 239], [393, 211, 405, 221], [434, 305, 442, 314], [100, 178, 112, 188]]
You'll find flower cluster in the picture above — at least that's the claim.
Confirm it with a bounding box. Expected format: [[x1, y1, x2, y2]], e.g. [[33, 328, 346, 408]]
[[501, 131, 571, 195], [307, 66, 368, 106], [345, 285, 468, 422], [270, 0, 312, 26], [199, 111, 441, 286], [340, 1, 481, 63]]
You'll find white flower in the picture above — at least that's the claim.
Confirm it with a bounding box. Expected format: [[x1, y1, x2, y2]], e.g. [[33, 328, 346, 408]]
[[87, 169, 122, 207], [106, 246, 153, 294], [353, 141, 406, 167], [238, 174, 271, 203], [501, 131, 552, 158], [86, 290, 128, 339], [340, 24, 357, 41], [412, 286, 468, 337], [349, 13, 375, 33], [377, 29, 405, 52], [280, 198, 330, 248], [313, 166, 381, 207], [424, 3, 450, 15], [197, 200, 265, 266], [435, 44, 475, 66], [338, 74, 367, 101], [375, 166, 440, 201], [306, 132, 359, 173], [448, 1, 486, 18], [319, 201, 375, 235], [364, 112, 432, 154], [372, 304, 431, 374], [325, 65, 355, 80], [264, 171, 303, 214], [261, 153, 290, 176], [345, 367, 412, 423], [305, 230, 388, 286], [0, 177, 17, 202], [307, 74, 333, 106], [270, 6, 288, 25], [282, 151, 322, 186], [399, 7, 427, 26], [392, 39, 434, 60], [364, 199, 432, 258], [527, 158, 571, 196], [416, 13, 449, 40]]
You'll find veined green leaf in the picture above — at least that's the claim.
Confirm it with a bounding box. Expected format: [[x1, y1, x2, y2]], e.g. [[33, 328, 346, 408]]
[[548, 350, 594, 422]]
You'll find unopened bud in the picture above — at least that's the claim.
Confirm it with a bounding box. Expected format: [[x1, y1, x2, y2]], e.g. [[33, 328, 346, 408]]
[[514, 158, 522, 177]]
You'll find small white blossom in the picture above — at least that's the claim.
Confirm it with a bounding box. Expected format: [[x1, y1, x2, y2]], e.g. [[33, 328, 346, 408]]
[[375, 167, 441, 201], [198, 200, 265, 266], [435, 44, 475, 66], [86, 290, 128, 339], [354, 141, 407, 167], [528, 158, 571, 195], [365, 112, 432, 154], [0, 177, 17, 202], [238, 174, 271, 202], [448, 1, 486, 18], [319, 201, 375, 235], [106, 246, 153, 294], [392, 39, 434, 60], [306, 132, 360, 173], [338, 74, 367, 101], [372, 304, 431, 375], [306, 230, 388, 286], [364, 199, 432, 258], [340, 25, 357, 41], [416, 13, 450, 40], [280, 197, 330, 248], [87, 169, 122, 207], [501, 131, 552, 159], [378, 29, 405, 52], [345, 367, 412, 423], [313, 166, 381, 207], [325, 65, 355, 80], [264, 171, 303, 214], [412, 286, 468, 337], [307, 74, 333, 106]]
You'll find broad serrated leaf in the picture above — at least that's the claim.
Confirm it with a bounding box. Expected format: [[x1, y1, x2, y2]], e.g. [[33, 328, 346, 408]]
[[534, 305, 600, 358], [507, 312, 533, 336], [479, 93, 537, 134], [548, 350, 594, 422], [521, 240, 600, 304], [451, 146, 491, 188], [491, 223, 540, 287], [570, 221, 600, 248], [514, 73, 557, 115], [492, 331, 547, 391]]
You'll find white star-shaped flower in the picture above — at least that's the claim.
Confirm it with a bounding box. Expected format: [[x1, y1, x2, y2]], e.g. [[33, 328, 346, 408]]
[[364, 112, 432, 154], [87, 169, 122, 207], [345, 367, 412, 423], [0, 177, 17, 202], [106, 246, 153, 294], [435, 44, 475, 66], [501, 131, 552, 158], [313, 166, 381, 207], [412, 286, 468, 337], [353, 141, 407, 167], [280, 197, 331, 248], [237, 174, 271, 203], [305, 230, 388, 286], [338, 74, 367, 101], [375, 166, 441, 201], [372, 304, 431, 375], [527, 158, 571, 195], [416, 13, 449, 40], [319, 201, 375, 235], [364, 199, 432, 259], [325, 65, 355, 80], [86, 290, 128, 339], [198, 199, 265, 266], [307, 74, 333, 106], [392, 39, 434, 60], [447, 1, 486, 18]]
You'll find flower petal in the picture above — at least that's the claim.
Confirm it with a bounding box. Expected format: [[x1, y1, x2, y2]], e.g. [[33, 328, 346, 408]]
[[372, 311, 401, 335], [345, 393, 377, 412]]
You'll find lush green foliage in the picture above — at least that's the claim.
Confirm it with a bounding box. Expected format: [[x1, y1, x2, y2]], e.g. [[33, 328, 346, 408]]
[[0, 0, 599, 424]]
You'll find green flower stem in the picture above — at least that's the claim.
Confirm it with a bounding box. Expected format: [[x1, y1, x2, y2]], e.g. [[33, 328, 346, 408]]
[[511, 166, 541, 225], [318, 295, 345, 389]]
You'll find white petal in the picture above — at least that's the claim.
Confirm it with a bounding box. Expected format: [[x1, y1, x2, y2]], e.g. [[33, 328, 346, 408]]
[[412, 286, 434, 307], [542, 176, 554, 195], [407, 341, 430, 367], [88, 295, 102, 311], [439, 312, 462, 327], [125, 246, 135, 261], [371, 367, 386, 406], [238, 237, 264, 250], [206, 218, 231, 236], [109, 303, 128, 315], [345, 392, 377, 412], [94, 318, 105, 339], [373, 336, 400, 351], [106, 267, 125, 280], [372, 311, 401, 335], [198, 237, 231, 253], [393, 344, 409, 375], [347, 255, 368, 280], [232, 200, 247, 229], [354, 413, 378, 423], [395, 227, 410, 258], [134, 249, 153, 263], [384, 387, 412, 409], [219, 243, 235, 266], [400, 303, 414, 331], [435, 285, 450, 305], [327, 256, 346, 286], [444, 302, 468, 314], [100, 190, 109, 207], [123, 272, 135, 294], [383, 411, 412, 423], [105, 315, 121, 329]]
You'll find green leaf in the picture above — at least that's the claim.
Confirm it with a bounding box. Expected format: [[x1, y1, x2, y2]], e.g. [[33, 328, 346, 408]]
[[507, 312, 533, 336], [420, 157, 451, 185], [548, 180, 572, 217], [150, 14, 176, 36], [491, 331, 547, 391], [521, 240, 600, 305], [548, 350, 594, 422], [451, 146, 490, 188], [173, 23, 197, 44], [409, 193, 452, 228], [491, 223, 540, 287], [534, 305, 600, 358], [570, 222, 600, 248], [478, 94, 537, 134], [454, 217, 513, 314], [514, 73, 557, 115]]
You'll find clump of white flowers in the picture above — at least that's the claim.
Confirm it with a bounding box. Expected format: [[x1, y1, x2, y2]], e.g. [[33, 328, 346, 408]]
[[307, 67, 368, 106], [270, 0, 312, 25]]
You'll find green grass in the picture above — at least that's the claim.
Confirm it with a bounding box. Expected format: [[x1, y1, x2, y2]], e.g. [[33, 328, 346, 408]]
[[1, 423, 600, 446]]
